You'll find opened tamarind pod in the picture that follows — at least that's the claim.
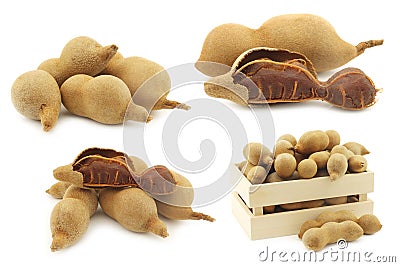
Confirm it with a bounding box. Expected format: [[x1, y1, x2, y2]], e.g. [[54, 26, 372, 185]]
[[205, 47, 380, 110], [53, 147, 177, 195]]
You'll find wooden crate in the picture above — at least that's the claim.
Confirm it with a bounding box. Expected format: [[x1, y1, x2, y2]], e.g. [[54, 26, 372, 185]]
[[231, 169, 374, 240]]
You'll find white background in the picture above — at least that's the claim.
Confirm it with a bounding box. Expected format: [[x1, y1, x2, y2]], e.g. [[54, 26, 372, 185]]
[[0, 0, 399, 266]]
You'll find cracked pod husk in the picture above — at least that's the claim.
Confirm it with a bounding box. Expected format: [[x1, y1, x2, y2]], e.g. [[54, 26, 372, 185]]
[[204, 47, 380, 110]]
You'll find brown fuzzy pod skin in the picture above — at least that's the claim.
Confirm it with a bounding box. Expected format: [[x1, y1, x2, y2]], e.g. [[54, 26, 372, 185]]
[[46, 181, 72, 199], [330, 145, 352, 160], [358, 214, 382, 235], [297, 159, 318, 179], [277, 134, 297, 146], [155, 171, 215, 222], [274, 140, 294, 156], [298, 210, 358, 238], [99, 187, 168, 238], [299, 211, 382, 238], [38, 36, 118, 86], [274, 153, 297, 179], [309, 151, 330, 169], [343, 142, 370, 155], [348, 155, 368, 173], [196, 24, 255, 76], [317, 210, 358, 224], [243, 143, 273, 166], [197, 14, 383, 76], [325, 130, 341, 150], [327, 153, 348, 180], [257, 15, 383, 72], [295, 130, 329, 155], [49, 185, 98, 251], [302, 221, 363, 251], [102, 52, 189, 111], [50, 198, 90, 252], [64, 185, 98, 217], [53, 164, 84, 187], [156, 171, 194, 207], [61, 74, 150, 124], [11, 70, 61, 131], [247, 166, 267, 184]]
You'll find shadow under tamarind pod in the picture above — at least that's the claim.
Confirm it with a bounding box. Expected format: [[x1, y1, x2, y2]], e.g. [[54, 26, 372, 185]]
[[204, 47, 381, 110]]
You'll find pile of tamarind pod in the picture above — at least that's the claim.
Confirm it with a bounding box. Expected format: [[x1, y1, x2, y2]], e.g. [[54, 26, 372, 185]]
[[236, 130, 370, 213], [46, 155, 214, 252], [11, 36, 188, 132], [298, 210, 382, 251], [238, 129, 370, 183]]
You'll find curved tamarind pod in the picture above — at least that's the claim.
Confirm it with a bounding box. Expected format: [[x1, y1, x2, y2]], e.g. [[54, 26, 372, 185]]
[[204, 47, 380, 110], [38, 36, 118, 86], [302, 221, 363, 251], [298, 210, 382, 239], [196, 14, 383, 76]]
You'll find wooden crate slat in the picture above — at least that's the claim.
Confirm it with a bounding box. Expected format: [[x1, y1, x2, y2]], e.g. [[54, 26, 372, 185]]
[[232, 192, 374, 240], [235, 171, 374, 208], [358, 194, 368, 201], [252, 207, 263, 216], [232, 192, 252, 237]]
